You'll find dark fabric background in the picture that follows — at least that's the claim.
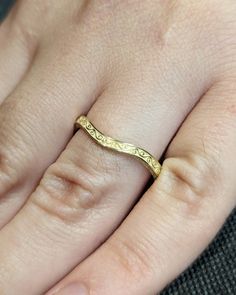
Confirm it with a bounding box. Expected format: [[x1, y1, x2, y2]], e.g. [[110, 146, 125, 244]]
[[0, 1, 236, 294], [0, 0, 14, 20], [162, 210, 236, 295]]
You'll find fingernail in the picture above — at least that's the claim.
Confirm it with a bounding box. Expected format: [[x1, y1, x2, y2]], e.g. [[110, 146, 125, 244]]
[[55, 283, 89, 295]]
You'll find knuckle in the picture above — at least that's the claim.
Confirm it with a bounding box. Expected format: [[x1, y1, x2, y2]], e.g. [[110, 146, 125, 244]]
[[31, 159, 112, 223], [153, 152, 220, 210], [106, 238, 154, 279], [0, 112, 35, 197], [0, 149, 21, 197]]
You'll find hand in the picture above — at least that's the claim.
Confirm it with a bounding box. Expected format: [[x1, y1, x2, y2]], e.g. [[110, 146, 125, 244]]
[[0, 1, 236, 294]]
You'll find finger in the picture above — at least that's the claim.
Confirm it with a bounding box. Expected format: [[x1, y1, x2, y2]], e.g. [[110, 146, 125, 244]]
[[48, 78, 236, 295], [0, 29, 104, 226], [0, 0, 70, 103], [0, 3, 37, 103], [0, 41, 211, 294]]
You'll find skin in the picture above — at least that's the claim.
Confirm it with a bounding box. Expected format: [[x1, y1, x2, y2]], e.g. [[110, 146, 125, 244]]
[[0, 0, 235, 294]]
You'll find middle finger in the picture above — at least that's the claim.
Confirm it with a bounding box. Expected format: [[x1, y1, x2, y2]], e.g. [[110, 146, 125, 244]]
[[0, 27, 103, 227]]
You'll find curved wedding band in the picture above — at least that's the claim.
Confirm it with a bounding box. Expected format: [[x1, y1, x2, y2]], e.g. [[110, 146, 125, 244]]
[[75, 115, 162, 179]]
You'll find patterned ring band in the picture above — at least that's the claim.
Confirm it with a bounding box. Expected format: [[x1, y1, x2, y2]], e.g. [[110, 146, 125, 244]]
[[75, 115, 162, 179]]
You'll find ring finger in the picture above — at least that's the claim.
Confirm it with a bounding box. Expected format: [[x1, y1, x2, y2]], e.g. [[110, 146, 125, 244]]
[[0, 45, 211, 294], [49, 77, 236, 295]]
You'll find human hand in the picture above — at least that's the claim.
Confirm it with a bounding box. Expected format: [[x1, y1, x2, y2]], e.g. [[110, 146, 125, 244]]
[[0, 1, 236, 294]]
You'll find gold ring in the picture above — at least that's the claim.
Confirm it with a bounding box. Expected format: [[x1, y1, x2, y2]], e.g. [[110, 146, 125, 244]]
[[75, 115, 161, 179]]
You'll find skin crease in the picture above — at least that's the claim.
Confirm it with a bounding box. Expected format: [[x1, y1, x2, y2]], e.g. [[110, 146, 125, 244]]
[[0, 0, 235, 294]]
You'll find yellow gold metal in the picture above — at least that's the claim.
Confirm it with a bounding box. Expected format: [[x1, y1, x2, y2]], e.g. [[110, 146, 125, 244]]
[[75, 115, 161, 179]]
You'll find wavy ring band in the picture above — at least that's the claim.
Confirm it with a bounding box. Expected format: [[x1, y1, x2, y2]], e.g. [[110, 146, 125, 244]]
[[75, 116, 161, 179]]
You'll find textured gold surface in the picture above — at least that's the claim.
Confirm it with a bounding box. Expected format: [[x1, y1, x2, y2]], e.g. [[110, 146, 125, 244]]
[[75, 116, 161, 179]]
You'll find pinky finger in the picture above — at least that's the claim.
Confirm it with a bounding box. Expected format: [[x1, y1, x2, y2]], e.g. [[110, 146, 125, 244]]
[[48, 78, 236, 295]]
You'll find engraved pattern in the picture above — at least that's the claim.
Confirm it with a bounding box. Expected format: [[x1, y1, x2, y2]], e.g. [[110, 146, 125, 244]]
[[75, 116, 161, 179]]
